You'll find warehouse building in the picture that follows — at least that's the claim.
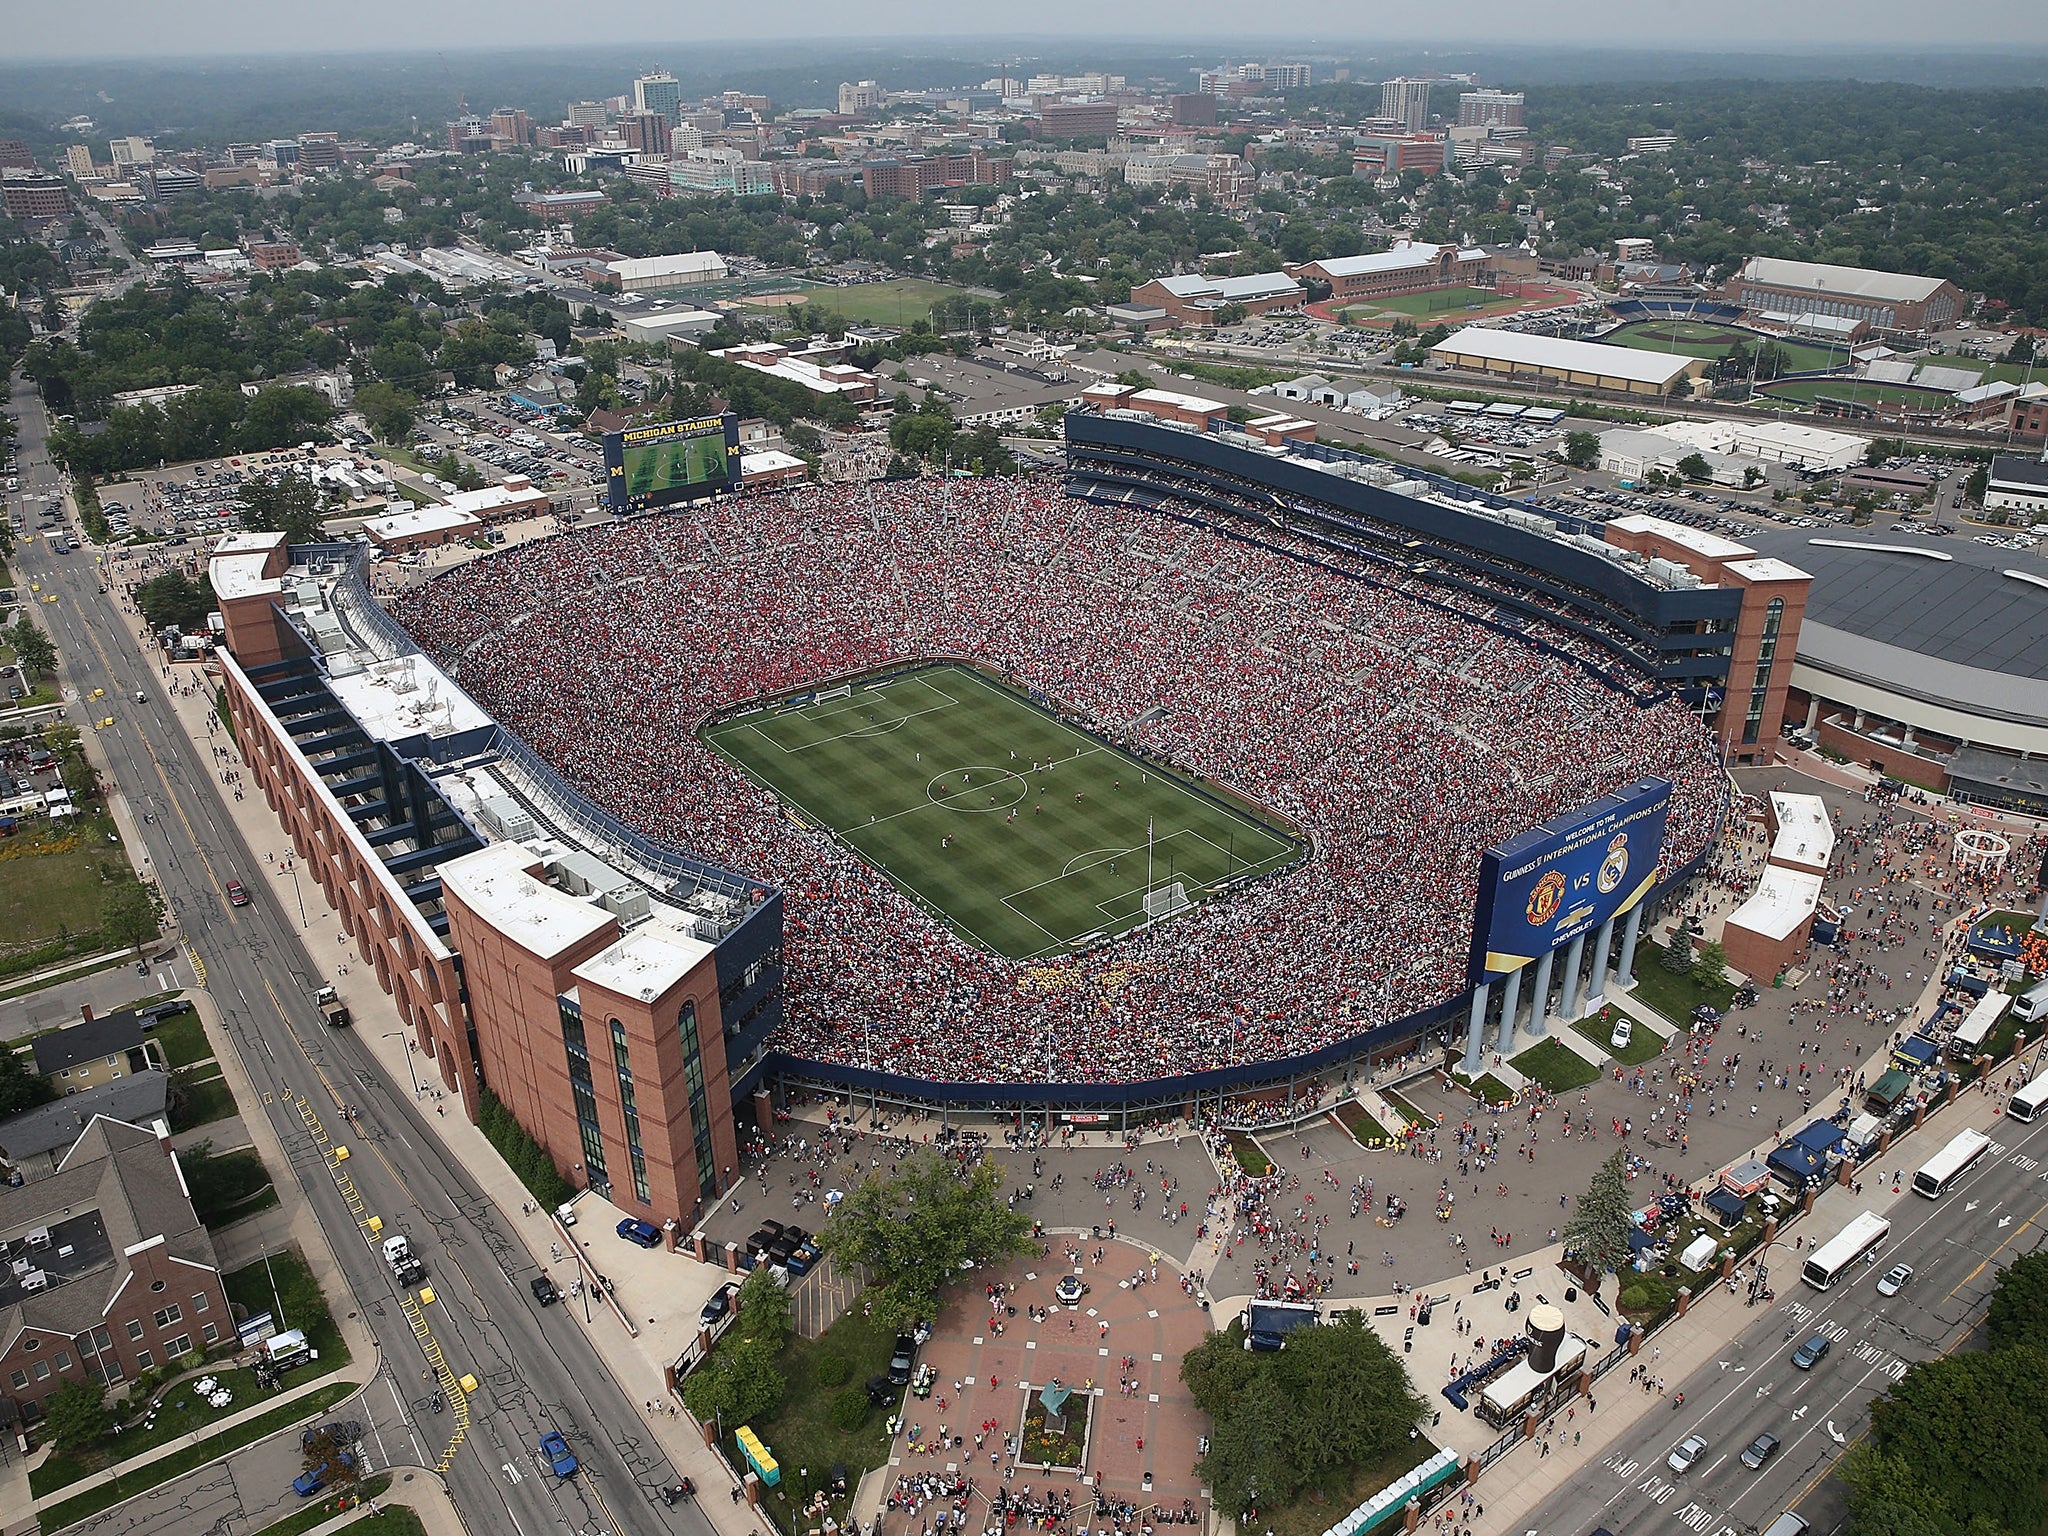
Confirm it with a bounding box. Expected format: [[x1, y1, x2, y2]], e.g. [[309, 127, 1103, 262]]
[[1126, 270, 1304, 326], [1428, 328, 1707, 396], [1287, 242, 1488, 304], [603, 251, 729, 293], [1719, 257, 1965, 336]]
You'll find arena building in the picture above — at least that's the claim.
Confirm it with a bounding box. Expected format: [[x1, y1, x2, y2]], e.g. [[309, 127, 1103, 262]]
[[1126, 271, 1304, 326], [1287, 242, 1487, 304], [1718, 256, 1966, 337]]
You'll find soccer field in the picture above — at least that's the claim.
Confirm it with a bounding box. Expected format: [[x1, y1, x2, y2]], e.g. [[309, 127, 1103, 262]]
[[701, 665, 1302, 960]]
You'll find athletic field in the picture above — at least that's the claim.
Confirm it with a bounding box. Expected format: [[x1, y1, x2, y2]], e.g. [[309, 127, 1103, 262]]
[[701, 665, 1302, 960]]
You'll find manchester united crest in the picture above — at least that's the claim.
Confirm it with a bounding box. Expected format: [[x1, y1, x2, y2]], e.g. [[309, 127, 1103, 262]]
[[1597, 832, 1630, 895], [1526, 869, 1566, 926]]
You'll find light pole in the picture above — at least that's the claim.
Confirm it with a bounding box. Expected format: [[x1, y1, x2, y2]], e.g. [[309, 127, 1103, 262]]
[[383, 1032, 422, 1098], [284, 855, 307, 928]]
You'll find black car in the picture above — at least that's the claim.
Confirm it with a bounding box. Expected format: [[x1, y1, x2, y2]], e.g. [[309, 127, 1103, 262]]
[[887, 1333, 916, 1385], [865, 1374, 896, 1407], [530, 1275, 559, 1307], [700, 1281, 741, 1327]]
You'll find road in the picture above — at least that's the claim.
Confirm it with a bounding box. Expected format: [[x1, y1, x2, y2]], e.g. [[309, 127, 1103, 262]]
[[1521, 1098, 2048, 1536], [9, 366, 713, 1536]]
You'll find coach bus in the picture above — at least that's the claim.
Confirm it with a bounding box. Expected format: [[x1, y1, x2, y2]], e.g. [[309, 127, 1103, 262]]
[[1912, 1127, 1992, 1199], [1801, 1211, 1890, 1290], [2009, 1069, 2048, 1124], [1950, 992, 2010, 1058]]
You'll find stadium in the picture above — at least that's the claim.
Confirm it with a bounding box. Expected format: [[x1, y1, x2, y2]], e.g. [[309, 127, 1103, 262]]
[[377, 411, 1731, 1112], [209, 406, 1775, 1228]]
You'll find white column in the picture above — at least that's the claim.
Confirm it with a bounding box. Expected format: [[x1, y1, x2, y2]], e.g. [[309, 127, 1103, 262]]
[[1462, 981, 1492, 1076], [1585, 917, 1617, 1007], [1525, 946, 1557, 1042], [1558, 931, 1589, 1020], [1494, 964, 1525, 1060], [1616, 903, 1646, 986]]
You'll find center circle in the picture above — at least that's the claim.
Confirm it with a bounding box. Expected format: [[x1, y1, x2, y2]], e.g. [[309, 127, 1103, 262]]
[[926, 766, 1029, 814]]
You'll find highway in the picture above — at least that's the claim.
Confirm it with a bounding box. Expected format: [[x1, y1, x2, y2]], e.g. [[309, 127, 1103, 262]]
[[1519, 1095, 2048, 1536], [8, 366, 714, 1536]]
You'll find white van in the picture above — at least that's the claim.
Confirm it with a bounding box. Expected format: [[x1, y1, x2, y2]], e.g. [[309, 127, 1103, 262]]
[[2013, 979, 2048, 1024]]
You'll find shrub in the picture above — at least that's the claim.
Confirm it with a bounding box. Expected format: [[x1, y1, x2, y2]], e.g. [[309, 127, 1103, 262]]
[[829, 1386, 869, 1432], [1618, 1284, 1651, 1312], [815, 1355, 852, 1388]]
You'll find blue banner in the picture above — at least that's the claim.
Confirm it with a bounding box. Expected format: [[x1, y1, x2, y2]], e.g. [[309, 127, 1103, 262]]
[[1469, 778, 1672, 984]]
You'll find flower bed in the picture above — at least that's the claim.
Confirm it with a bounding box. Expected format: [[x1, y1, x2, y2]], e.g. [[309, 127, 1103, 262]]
[[1018, 1389, 1091, 1470]]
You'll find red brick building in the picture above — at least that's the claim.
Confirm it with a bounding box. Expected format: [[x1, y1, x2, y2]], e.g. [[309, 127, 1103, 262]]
[[860, 151, 1012, 200], [1037, 102, 1119, 139], [0, 170, 70, 226], [1286, 242, 1487, 304], [1603, 516, 1812, 762], [0, 1117, 234, 1425]]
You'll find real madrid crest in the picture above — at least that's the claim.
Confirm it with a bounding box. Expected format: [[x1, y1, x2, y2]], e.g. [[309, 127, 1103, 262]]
[[1597, 831, 1630, 895]]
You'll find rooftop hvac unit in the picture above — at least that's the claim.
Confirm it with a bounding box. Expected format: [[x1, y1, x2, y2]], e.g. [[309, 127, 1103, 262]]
[[478, 795, 535, 842], [599, 886, 651, 925]]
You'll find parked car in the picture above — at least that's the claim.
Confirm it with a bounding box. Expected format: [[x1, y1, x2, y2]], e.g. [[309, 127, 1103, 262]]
[[540, 1430, 579, 1478], [293, 1450, 357, 1496], [1667, 1434, 1708, 1474], [530, 1274, 559, 1306], [616, 1217, 661, 1249], [1741, 1432, 1780, 1470], [1791, 1333, 1831, 1370], [1610, 1018, 1633, 1050], [887, 1333, 917, 1385], [1876, 1263, 1914, 1298], [700, 1281, 741, 1326]]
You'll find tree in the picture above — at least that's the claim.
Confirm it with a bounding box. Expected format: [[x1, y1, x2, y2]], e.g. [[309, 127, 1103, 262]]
[[1676, 452, 1713, 483], [1186, 1312, 1425, 1515], [735, 1266, 794, 1353], [821, 1149, 1034, 1329], [10, 616, 56, 680], [1866, 1345, 2048, 1534], [1561, 1149, 1636, 1287], [1660, 932, 1692, 973], [300, 1424, 361, 1489], [99, 881, 158, 959], [1562, 430, 1600, 469], [2006, 333, 2036, 364], [238, 475, 325, 543], [1986, 1251, 2048, 1352], [1965, 464, 1989, 503], [1690, 938, 1728, 990], [135, 571, 215, 633], [0, 1044, 56, 1117], [43, 1379, 110, 1452], [354, 379, 420, 443]]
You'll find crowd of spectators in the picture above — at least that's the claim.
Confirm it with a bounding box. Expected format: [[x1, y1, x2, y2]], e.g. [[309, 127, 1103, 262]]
[[390, 478, 1727, 1086]]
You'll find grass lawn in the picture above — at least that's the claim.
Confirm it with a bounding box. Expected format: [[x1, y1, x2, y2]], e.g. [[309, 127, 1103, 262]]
[[248, 1474, 394, 1536], [37, 1381, 358, 1528], [1447, 1071, 1515, 1104], [171, 1068, 238, 1134], [1333, 1098, 1394, 1147], [1381, 1089, 1440, 1129], [187, 1146, 277, 1228], [150, 1007, 211, 1068], [1572, 1016, 1665, 1066], [1756, 378, 1948, 408], [222, 1248, 350, 1369], [1626, 942, 1738, 1026], [1510, 1038, 1600, 1093], [0, 812, 131, 958], [1256, 1437, 1440, 1536], [1603, 321, 1850, 374], [740, 278, 979, 329], [1343, 286, 1502, 320], [708, 1300, 898, 1534], [703, 665, 1299, 960], [1228, 1132, 1273, 1175], [31, 1365, 263, 1493], [348, 1509, 426, 1536]]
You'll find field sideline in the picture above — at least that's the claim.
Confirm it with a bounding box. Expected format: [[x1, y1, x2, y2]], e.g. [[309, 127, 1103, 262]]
[[701, 665, 1301, 960]]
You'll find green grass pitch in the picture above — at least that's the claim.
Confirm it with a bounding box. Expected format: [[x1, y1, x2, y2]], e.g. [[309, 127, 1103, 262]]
[[624, 433, 727, 496], [701, 665, 1302, 960]]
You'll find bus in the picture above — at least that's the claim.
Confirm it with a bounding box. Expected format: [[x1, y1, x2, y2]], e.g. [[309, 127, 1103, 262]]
[[1801, 1211, 1890, 1290], [1912, 1127, 1992, 1198], [2010, 1070, 2048, 1125], [1951, 992, 2010, 1056]]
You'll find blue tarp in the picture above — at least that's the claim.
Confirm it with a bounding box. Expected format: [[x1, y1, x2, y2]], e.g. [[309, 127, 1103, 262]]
[[1893, 1036, 1940, 1069], [1768, 1143, 1826, 1183], [1704, 1188, 1747, 1225], [1791, 1121, 1846, 1155]]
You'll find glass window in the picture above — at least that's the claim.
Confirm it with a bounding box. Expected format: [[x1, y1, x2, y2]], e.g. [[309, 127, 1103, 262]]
[[8, 1370, 24, 1390], [32, 1360, 50, 1381], [126, 1319, 145, 1342], [134, 1350, 152, 1372], [191, 1292, 210, 1314], [154, 1305, 182, 1328], [166, 1336, 192, 1358], [54, 1352, 70, 1372], [202, 1322, 220, 1345]]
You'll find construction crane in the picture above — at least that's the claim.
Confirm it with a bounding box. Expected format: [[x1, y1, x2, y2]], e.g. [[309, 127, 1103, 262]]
[[439, 52, 467, 118]]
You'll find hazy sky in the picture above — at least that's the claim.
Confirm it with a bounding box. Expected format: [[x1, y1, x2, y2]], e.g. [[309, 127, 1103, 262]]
[[11, 0, 2048, 59]]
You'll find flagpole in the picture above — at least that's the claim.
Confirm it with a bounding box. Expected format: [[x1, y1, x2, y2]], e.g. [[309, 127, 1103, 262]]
[[1146, 816, 1155, 916]]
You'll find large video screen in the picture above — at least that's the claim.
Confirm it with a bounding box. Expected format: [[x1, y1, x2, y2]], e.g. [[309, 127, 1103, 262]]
[[1468, 777, 1673, 986], [603, 413, 738, 512]]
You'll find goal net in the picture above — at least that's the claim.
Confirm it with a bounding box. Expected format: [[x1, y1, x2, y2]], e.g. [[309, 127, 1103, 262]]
[[1143, 881, 1190, 920]]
